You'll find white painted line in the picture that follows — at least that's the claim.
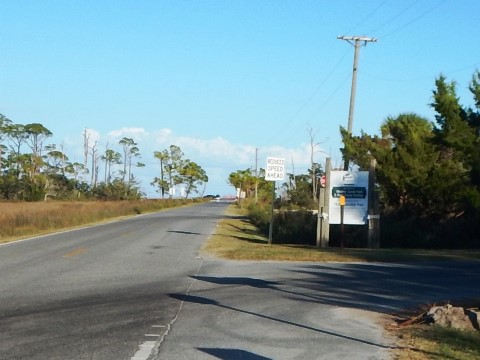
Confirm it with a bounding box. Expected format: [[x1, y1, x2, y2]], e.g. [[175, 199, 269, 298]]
[[130, 258, 206, 360], [131, 341, 156, 360]]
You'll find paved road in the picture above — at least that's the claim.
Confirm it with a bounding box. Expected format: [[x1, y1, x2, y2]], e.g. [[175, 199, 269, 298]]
[[0, 202, 225, 360], [1, 201, 479, 359]]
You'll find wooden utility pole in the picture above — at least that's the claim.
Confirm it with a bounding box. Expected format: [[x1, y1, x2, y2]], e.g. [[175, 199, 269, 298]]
[[255, 148, 258, 204], [319, 157, 331, 248], [316, 187, 324, 247], [368, 158, 380, 248], [338, 35, 377, 170]]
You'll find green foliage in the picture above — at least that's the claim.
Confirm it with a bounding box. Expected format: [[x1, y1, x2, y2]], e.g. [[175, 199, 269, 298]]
[[179, 160, 208, 198], [92, 179, 144, 200], [246, 202, 317, 245], [342, 110, 478, 220], [0, 173, 22, 200], [340, 70, 480, 248], [246, 202, 271, 234], [282, 173, 318, 209], [273, 210, 316, 245], [227, 168, 273, 201], [228, 169, 256, 197], [152, 150, 169, 197], [152, 145, 208, 198]]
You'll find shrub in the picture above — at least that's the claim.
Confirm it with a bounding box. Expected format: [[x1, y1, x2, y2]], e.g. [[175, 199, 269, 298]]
[[273, 210, 316, 245]]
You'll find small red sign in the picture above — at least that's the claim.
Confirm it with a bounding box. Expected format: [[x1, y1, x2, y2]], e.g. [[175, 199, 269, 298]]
[[320, 175, 326, 187]]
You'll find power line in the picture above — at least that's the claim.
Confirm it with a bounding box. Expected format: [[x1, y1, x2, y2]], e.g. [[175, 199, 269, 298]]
[[307, 71, 351, 123], [376, 0, 447, 39], [265, 48, 351, 145], [344, 0, 388, 35], [366, 0, 419, 35]]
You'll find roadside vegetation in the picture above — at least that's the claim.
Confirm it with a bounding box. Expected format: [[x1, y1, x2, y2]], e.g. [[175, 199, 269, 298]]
[[0, 198, 202, 243], [203, 203, 480, 262], [228, 71, 480, 249]]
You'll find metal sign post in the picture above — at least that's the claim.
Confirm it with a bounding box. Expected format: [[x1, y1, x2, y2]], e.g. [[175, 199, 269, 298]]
[[265, 157, 285, 245], [339, 194, 346, 249], [268, 182, 275, 245]]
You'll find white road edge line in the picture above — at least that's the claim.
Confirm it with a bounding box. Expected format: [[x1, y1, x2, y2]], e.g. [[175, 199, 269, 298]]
[[131, 341, 156, 360], [130, 257, 205, 360]]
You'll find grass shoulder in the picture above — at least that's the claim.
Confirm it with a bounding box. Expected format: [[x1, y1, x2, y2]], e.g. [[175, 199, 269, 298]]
[[202, 204, 480, 263], [392, 324, 480, 360]]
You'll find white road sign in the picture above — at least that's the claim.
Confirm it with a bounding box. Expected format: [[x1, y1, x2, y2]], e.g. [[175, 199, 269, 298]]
[[265, 157, 285, 181], [328, 171, 369, 225]]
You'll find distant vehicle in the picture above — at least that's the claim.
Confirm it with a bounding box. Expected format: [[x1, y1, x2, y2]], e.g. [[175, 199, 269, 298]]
[[203, 194, 221, 202]]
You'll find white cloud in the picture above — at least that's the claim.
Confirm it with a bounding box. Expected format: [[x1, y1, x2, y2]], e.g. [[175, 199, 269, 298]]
[[84, 128, 101, 143], [148, 130, 324, 170], [152, 128, 173, 144], [108, 127, 148, 139]]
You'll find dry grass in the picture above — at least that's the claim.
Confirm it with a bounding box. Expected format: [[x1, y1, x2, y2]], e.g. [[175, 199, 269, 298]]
[[392, 324, 480, 360], [202, 205, 366, 261], [203, 217, 381, 261], [202, 206, 480, 262], [0, 199, 200, 243]]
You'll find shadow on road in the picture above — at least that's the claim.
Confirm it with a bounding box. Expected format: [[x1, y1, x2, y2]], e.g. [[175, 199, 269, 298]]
[[190, 263, 480, 315], [167, 230, 202, 236], [286, 261, 480, 314], [168, 292, 394, 350], [198, 347, 272, 360], [171, 264, 478, 360]]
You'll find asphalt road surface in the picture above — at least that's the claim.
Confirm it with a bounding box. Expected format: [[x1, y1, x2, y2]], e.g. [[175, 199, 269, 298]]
[[1, 201, 479, 359]]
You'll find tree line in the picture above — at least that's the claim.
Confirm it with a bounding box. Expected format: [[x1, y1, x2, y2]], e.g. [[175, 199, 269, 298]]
[[0, 117, 208, 201], [341, 71, 480, 247]]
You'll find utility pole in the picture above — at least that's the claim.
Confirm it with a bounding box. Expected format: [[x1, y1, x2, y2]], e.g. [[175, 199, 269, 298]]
[[319, 157, 331, 248], [338, 36, 377, 170], [255, 148, 258, 203]]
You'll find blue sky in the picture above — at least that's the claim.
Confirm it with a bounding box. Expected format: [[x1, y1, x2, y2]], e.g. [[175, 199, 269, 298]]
[[1, 0, 479, 197]]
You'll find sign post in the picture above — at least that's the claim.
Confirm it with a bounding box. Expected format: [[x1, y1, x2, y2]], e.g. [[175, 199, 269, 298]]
[[339, 194, 346, 249], [320, 158, 331, 248], [268, 183, 275, 244], [265, 157, 285, 245]]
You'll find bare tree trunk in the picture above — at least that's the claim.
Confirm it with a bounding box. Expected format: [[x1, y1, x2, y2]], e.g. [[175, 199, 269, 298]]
[[83, 128, 90, 182], [89, 141, 97, 186], [308, 128, 318, 201]]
